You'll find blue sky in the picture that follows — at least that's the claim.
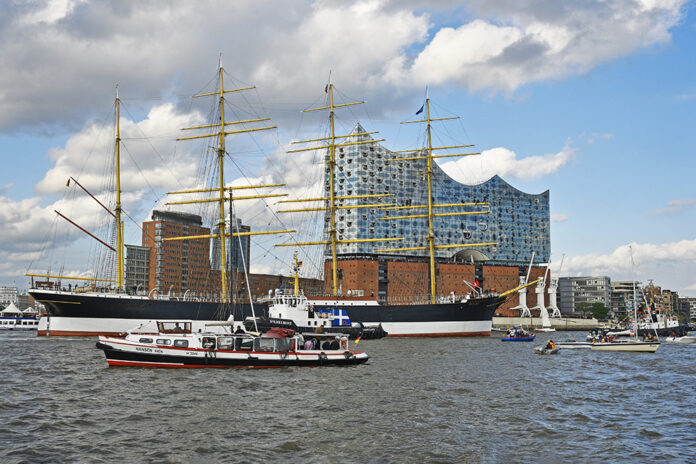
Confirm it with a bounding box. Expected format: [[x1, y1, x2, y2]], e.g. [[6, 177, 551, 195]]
[[0, 0, 694, 294]]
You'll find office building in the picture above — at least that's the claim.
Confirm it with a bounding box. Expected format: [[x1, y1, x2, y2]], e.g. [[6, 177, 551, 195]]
[[142, 210, 214, 297], [558, 276, 611, 315], [125, 244, 151, 295]]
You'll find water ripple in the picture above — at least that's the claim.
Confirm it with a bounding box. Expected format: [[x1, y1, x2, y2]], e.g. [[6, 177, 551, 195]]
[[2, 331, 696, 462]]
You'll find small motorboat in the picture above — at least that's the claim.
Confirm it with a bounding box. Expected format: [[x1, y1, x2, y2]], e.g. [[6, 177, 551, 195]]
[[96, 321, 369, 368], [555, 340, 593, 349], [663, 335, 696, 344], [501, 327, 535, 342], [534, 346, 559, 355]]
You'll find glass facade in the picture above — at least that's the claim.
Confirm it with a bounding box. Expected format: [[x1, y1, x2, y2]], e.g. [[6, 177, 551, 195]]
[[326, 124, 550, 265]]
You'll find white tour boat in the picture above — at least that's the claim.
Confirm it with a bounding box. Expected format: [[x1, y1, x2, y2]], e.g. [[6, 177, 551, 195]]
[[95, 321, 369, 368], [0, 303, 39, 331]]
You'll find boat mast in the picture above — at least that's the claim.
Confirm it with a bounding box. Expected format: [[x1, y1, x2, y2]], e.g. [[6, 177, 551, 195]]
[[424, 97, 437, 301], [293, 251, 300, 296], [277, 82, 401, 296], [375, 93, 496, 304], [216, 65, 229, 301], [630, 245, 638, 340], [165, 60, 293, 302], [115, 85, 124, 291]]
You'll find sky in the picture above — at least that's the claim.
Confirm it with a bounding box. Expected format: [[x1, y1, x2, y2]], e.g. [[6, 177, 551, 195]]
[[0, 0, 694, 295]]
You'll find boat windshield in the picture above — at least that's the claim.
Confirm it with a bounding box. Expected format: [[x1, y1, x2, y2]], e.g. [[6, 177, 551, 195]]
[[157, 321, 191, 334]]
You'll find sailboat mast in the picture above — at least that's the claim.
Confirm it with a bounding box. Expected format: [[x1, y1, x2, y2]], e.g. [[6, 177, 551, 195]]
[[115, 86, 124, 290], [328, 84, 339, 295], [293, 251, 300, 296], [425, 98, 437, 304], [217, 66, 229, 302]]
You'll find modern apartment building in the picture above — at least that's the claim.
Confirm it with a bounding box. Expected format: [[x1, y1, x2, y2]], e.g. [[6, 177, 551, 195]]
[[125, 244, 151, 295], [558, 276, 611, 315], [610, 280, 641, 319]]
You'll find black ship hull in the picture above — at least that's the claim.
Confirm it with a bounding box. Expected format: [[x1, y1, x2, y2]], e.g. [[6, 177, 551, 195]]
[[30, 289, 504, 337]]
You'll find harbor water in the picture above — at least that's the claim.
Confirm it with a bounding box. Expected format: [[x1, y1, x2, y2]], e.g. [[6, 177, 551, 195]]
[[1, 331, 695, 463]]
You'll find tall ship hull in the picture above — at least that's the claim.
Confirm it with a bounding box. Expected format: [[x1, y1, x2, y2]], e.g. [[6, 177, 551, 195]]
[[30, 289, 257, 337], [30, 288, 503, 337], [312, 297, 503, 337]]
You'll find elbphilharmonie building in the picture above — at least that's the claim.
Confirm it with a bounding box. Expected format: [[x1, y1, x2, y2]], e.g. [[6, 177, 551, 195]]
[[327, 124, 550, 266]]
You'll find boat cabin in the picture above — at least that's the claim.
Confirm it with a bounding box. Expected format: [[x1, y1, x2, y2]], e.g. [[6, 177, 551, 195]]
[[157, 321, 192, 334]]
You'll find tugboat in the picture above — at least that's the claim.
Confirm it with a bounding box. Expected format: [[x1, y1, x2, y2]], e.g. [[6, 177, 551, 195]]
[[95, 321, 369, 368], [246, 254, 387, 340], [501, 327, 536, 342]]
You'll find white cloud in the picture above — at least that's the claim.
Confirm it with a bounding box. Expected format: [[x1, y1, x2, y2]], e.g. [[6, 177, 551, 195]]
[[587, 132, 613, 145], [651, 199, 694, 215], [394, 0, 686, 92], [551, 214, 569, 223], [554, 238, 696, 292], [440, 144, 574, 184], [35, 103, 203, 195], [0, 1, 687, 132]]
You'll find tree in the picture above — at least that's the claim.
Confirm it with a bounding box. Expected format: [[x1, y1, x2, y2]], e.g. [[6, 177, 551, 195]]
[[575, 302, 592, 318], [590, 302, 610, 321]]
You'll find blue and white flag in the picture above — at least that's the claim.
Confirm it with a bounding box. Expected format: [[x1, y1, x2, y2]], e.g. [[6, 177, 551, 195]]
[[416, 104, 424, 115], [331, 309, 351, 327]]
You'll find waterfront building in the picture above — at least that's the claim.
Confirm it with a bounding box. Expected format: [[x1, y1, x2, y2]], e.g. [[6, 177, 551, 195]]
[[321, 125, 551, 313], [610, 281, 641, 320], [0, 286, 18, 307], [125, 244, 151, 295], [558, 276, 611, 315], [142, 210, 215, 297], [679, 297, 696, 321]]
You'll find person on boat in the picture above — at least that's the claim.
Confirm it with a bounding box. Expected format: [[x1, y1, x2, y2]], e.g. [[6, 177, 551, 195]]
[[303, 338, 313, 350], [545, 340, 555, 350], [174, 323, 183, 332], [235, 325, 245, 334], [329, 337, 340, 350]]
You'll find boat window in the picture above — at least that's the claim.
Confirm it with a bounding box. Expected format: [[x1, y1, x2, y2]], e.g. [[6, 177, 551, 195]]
[[275, 338, 292, 352], [202, 337, 216, 349], [156, 339, 172, 346], [237, 337, 253, 350], [157, 321, 192, 334], [254, 338, 276, 352], [139, 338, 153, 344], [217, 337, 234, 350], [173, 339, 188, 348]]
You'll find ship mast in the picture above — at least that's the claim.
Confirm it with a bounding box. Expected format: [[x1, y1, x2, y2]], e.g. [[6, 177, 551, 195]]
[[165, 61, 294, 302], [115, 85, 124, 290], [276, 82, 402, 296], [376, 96, 496, 304]]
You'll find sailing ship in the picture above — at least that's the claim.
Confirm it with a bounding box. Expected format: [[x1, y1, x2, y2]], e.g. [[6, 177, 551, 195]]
[[28, 70, 534, 338], [28, 63, 292, 336]]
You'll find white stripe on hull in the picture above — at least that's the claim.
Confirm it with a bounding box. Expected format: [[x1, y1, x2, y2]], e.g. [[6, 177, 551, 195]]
[[380, 320, 492, 337], [39, 317, 492, 337], [37, 317, 226, 336]]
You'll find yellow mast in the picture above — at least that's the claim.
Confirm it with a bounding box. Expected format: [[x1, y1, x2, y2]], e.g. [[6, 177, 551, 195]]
[[375, 93, 496, 304], [115, 86, 124, 290], [293, 251, 300, 296], [277, 82, 402, 296], [328, 84, 339, 296], [167, 61, 292, 302], [216, 66, 229, 301], [425, 98, 436, 301]]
